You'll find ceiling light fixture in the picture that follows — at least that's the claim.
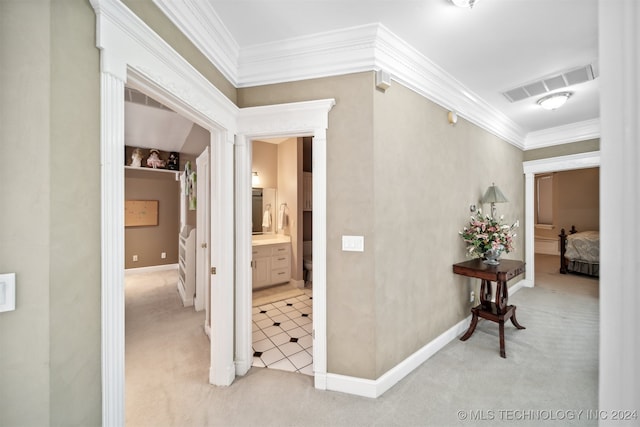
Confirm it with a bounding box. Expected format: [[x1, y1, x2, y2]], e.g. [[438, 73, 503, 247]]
[[450, 0, 479, 8], [537, 92, 572, 110]]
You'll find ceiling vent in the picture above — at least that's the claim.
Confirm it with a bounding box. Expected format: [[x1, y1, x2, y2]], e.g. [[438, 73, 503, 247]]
[[502, 63, 597, 103], [124, 87, 174, 112]]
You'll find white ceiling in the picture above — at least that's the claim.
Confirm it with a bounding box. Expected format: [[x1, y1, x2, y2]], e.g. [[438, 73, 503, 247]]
[[133, 0, 599, 151]]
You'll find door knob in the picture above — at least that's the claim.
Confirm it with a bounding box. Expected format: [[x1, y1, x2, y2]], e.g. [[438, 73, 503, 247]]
[[201, 243, 207, 248]]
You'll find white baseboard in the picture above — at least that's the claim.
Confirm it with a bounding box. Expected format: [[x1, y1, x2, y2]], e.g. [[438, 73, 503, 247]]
[[321, 279, 526, 399], [324, 314, 472, 398], [124, 263, 178, 275]]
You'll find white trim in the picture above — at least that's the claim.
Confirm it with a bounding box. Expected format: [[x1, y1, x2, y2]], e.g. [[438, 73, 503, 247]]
[[99, 70, 126, 427], [522, 151, 600, 290], [523, 151, 601, 175], [235, 99, 335, 388], [124, 263, 178, 275], [524, 118, 600, 150], [599, 0, 640, 414]]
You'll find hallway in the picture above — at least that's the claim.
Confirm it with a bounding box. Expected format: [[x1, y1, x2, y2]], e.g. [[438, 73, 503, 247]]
[[125, 266, 598, 427]]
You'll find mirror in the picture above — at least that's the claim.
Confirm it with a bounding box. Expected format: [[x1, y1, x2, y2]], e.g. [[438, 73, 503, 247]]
[[252, 188, 277, 234]]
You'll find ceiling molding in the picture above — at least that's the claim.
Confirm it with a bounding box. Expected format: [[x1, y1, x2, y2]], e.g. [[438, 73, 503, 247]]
[[151, 2, 598, 149], [237, 24, 378, 86], [152, 0, 240, 85], [522, 150, 601, 174], [523, 118, 600, 150]]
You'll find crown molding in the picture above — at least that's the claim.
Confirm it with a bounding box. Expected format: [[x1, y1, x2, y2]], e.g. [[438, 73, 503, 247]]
[[152, 0, 240, 85], [149, 3, 602, 149], [523, 118, 600, 150], [237, 23, 526, 148], [237, 23, 379, 86]]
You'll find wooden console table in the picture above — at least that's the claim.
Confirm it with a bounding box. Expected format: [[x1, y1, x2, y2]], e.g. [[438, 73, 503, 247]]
[[453, 259, 526, 358]]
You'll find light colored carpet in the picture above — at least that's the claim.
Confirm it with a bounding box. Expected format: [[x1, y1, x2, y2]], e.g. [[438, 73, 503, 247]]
[[125, 263, 599, 427]]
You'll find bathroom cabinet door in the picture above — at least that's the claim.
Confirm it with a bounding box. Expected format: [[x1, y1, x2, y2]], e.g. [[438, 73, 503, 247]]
[[253, 256, 271, 288]]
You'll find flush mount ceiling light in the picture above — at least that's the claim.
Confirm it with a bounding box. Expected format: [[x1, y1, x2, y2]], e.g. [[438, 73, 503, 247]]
[[537, 92, 572, 110], [450, 0, 479, 8]]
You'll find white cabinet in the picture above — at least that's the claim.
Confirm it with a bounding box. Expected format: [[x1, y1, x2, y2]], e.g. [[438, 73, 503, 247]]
[[303, 172, 312, 211], [178, 226, 196, 306], [252, 242, 291, 289]]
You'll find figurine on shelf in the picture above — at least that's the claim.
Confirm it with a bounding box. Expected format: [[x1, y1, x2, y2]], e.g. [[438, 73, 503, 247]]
[[167, 151, 179, 170], [130, 148, 144, 167], [146, 149, 165, 169]]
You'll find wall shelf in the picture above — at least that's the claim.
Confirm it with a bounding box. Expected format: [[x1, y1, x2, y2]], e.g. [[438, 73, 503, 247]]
[[124, 165, 179, 175]]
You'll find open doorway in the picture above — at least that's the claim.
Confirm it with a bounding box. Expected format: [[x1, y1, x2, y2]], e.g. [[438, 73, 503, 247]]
[[122, 86, 213, 421], [522, 150, 601, 290], [532, 167, 600, 298], [250, 136, 314, 375]]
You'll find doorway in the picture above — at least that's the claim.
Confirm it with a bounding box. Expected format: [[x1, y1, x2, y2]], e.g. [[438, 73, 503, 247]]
[[234, 98, 335, 388], [250, 136, 314, 375], [522, 151, 601, 286]]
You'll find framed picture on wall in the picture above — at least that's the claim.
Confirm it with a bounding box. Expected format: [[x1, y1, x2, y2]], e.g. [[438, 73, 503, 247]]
[[125, 200, 159, 227]]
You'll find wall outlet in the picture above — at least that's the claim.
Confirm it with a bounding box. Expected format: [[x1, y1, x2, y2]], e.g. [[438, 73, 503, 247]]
[[132, 255, 138, 262], [161, 252, 166, 259], [470, 290, 475, 303]]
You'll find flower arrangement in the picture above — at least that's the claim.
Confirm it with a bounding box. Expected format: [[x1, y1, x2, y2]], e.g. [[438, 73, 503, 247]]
[[459, 209, 519, 259]]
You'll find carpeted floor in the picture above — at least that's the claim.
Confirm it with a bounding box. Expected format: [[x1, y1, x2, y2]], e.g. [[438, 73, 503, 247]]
[[125, 258, 599, 427]]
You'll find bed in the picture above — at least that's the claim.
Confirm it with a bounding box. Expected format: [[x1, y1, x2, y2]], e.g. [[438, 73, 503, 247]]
[[559, 226, 599, 277]]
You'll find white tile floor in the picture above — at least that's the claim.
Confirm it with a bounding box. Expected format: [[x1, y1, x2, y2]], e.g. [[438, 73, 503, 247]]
[[252, 289, 313, 375]]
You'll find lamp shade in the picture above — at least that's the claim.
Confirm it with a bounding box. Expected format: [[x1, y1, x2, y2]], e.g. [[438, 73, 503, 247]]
[[482, 183, 509, 204]]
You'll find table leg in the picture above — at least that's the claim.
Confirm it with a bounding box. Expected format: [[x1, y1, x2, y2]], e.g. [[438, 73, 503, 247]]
[[480, 279, 492, 310], [499, 320, 506, 358], [510, 307, 526, 330], [460, 310, 479, 341], [495, 280, 507, 313]]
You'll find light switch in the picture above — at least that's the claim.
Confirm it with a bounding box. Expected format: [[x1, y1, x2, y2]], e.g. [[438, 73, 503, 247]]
[[342, 235, 364, 252], [0, 273, 16, 313]]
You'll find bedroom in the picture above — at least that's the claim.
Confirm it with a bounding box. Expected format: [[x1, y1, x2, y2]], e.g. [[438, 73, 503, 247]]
[[534, 167, 599, 288]]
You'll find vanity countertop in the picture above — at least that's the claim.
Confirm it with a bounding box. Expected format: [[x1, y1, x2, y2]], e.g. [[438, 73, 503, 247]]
[[252, 234, 291, 246]]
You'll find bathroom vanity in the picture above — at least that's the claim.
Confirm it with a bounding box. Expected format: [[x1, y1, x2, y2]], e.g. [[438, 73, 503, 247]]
[[252, 235, 291, 289]]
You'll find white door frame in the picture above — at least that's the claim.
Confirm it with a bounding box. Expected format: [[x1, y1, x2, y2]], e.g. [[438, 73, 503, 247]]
[[92, 1, 238, 424], [522, 150, 601, 286], [234, 100, 335, 389]]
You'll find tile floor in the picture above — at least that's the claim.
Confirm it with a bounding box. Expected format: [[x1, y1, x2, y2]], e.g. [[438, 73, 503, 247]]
[[252, 289, 313, 375]]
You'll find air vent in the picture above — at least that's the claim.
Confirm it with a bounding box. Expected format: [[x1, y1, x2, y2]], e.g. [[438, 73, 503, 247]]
[[502, 63, 596, 103], [124, 87, 174, 112]]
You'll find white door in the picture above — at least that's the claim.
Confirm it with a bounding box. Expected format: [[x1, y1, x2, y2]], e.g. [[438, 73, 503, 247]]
[[195, 147, 210, 313]]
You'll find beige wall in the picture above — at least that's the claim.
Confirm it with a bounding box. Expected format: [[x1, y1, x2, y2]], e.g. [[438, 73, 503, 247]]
[[252, 140, 278, 189], [125, 169, 181, 269], [0, 0, 101, 425], [523, 138, 600, 161], [239, 72, 525, 379], [372, 81, 525, 376]]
